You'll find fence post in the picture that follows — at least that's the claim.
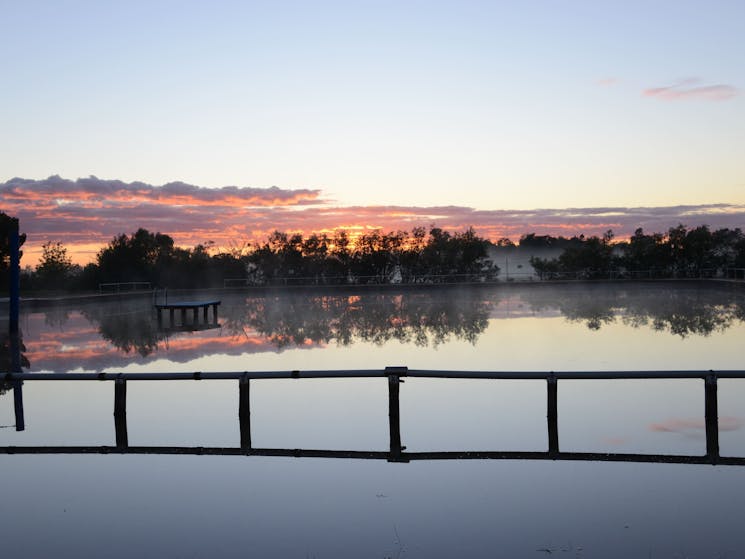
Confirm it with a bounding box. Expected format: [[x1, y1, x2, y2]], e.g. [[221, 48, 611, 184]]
[[239, 374, 251, 451], [114, 378, 128, 448], [386, 366, 407, 462], [547, 375, 558, 455], [705, 375, 719, 461]]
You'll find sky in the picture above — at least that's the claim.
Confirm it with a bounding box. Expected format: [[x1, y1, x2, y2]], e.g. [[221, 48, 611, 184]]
[[2, 0, 744, 264]]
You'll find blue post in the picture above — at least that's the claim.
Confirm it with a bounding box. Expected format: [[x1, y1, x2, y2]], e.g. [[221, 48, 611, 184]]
[[9, 219, 20, 335], [7, 218, 24, 430]]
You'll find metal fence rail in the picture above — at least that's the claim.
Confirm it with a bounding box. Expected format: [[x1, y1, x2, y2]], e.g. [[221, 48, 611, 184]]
[[5, 368, 745, 382], [3, 367, 745, 465]]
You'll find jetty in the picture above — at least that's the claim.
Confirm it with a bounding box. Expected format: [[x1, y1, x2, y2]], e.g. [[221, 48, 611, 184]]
[[155, 299, 220, 329]]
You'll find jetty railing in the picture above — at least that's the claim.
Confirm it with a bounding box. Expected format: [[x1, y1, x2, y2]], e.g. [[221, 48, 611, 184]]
[[3, 367, 745, 465]]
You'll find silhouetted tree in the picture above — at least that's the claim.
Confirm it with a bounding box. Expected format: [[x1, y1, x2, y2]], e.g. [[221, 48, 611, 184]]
[[97, 228, 175, 284], [35, 241, 78, 290]]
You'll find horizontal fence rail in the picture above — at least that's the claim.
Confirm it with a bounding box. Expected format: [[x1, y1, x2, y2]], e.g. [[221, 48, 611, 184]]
[[3, 446, 745, 466], [3, 367, 745, 465], [5, 368, 745, 381]]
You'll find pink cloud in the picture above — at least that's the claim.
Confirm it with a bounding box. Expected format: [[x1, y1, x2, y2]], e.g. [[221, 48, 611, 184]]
[[643, 79, 739, 101], [0, 175, 323, 208]]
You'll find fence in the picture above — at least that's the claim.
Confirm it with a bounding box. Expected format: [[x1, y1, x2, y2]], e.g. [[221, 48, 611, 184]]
[[225, 268, 745, 288], [3, 367, 745, 465], [98, 281, 152, 293]]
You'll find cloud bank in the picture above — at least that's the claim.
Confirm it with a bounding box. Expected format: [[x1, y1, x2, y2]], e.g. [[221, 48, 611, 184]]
[[3, 176, 745, 265]]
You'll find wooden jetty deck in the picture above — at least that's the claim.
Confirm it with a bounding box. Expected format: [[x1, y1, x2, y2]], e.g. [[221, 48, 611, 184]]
[[155, 300, 220, 328]]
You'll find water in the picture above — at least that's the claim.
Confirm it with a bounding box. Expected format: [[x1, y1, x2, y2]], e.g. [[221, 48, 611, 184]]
[[2, 282, 745, 557]]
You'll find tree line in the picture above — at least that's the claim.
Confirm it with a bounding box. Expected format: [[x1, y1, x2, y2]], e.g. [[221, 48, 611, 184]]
[[3, 207, 745, 292], [245, 227, 497, 285], [528, 225, 745, 279], [2, 216, 497, 291]]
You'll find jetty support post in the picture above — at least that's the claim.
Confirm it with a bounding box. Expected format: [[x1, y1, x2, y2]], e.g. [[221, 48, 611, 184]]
[[547, 375, 559, 455], [386, 366, 407, 462], [239, 374, 251, 451], [114, 377, 128, 448], [705, 374, 719, 461]]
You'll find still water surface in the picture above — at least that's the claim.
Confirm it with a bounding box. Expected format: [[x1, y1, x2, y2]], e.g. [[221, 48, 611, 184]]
[[2, 282, 745, 557]]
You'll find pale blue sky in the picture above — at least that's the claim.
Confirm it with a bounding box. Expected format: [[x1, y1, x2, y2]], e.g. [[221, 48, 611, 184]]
[[2, 0, 744, 210]]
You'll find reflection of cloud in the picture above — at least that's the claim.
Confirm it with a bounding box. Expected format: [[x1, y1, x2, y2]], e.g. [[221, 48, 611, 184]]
[[5, 175, 745, 266], [644, 79, 739, 101], [23, 311, 317, 372], [649, 416, 743, 435]]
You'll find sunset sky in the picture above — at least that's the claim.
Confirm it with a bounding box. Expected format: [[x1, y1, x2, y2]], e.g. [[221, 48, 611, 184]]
[[2, 1, 744, 265]]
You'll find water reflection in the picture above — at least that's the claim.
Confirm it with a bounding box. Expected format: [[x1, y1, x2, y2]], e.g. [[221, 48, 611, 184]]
[[82, 303, 168, 357], [5, 284, 745, 559], [221, 290, 490, 348], [518, 283, 745, 336], [13, 283, 745, 372]]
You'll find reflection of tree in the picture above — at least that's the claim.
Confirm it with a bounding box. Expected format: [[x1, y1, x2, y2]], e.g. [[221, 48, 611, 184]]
[[44, 307, 71, 328], [31, 284, 745, 368], [0, 331, 30, 395], [521, 284, 745, 337], [221, 289, 492, 349], [622, 294, 735, 338], [81, 303, 166, 357]]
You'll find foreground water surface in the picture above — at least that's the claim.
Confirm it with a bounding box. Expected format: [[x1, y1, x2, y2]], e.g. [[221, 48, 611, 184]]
[[2, 282, 745, 557]]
